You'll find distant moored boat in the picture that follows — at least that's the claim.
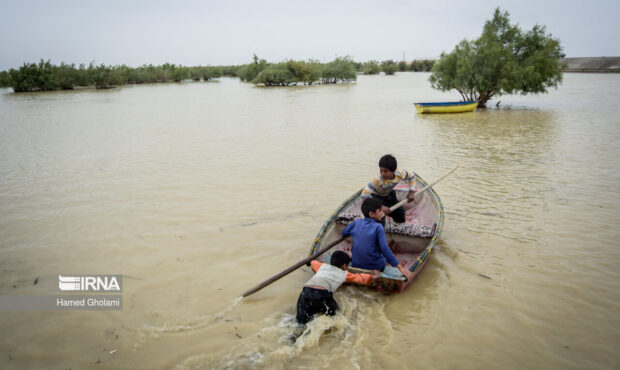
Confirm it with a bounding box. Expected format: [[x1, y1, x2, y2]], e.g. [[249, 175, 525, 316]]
[[414, 100, 478, 114]]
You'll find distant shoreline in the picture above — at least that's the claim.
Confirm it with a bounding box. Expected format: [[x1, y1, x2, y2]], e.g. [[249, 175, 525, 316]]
[[561, 57, 620, 73]]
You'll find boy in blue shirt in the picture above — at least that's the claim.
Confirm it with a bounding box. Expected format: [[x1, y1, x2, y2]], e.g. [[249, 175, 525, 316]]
[[342, 197, 414, 280]]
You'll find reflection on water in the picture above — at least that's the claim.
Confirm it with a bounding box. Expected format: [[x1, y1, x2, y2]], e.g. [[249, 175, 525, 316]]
[[1, 74, 620, 369], [422, 109, 559, 244]]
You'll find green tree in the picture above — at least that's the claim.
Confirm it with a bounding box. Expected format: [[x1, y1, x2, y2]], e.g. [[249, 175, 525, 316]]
[[220, 65, 240, 77], [321, 56, 357, 84], [284, 60, 320, 84], [54, 63, 77, 89], [362, 61, 381, 74], [252, 64, 295, 86], [0, 70, 12, 88], [381, 60, 398, 75], [202, 66, 222, 80], [430, 8, 564, 107], [410, 59, 436, 72], [88, 63, 121, 89], [8, 60, 58, 92], [189, 67, 202, 81], [238, 54, 267, 82]]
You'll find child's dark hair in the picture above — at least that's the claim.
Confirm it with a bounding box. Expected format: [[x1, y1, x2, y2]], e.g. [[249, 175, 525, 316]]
[[361, 197, 383, 218], [330, 251, 351, 268], [379, 154, 397, 172]]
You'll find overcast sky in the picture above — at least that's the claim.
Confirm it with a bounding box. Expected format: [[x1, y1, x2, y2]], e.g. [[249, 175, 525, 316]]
[[1, 0, 619, 70]]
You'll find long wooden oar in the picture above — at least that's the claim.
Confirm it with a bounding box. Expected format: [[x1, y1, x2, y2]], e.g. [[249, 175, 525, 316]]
[[390, 164, 459, 210], [242, 236, 346, 297], [241, 164, 459, 298]]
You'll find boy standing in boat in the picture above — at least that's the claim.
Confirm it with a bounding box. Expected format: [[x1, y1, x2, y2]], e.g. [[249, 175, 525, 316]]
[[296, 251, 375, 324], [342, 197, 414, 281], [361, 154, 416, 224]]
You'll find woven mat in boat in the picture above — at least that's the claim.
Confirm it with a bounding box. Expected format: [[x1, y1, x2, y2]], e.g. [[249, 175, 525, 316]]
[[336, 212, 435, 238]]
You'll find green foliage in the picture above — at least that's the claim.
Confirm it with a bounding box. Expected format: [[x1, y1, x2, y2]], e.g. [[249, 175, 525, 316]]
[[398, 61, 408, 71], [1, 61, 229, 92], [410, 59, 435, 72], [430, 8, 564, 107], [53, 63, 78, 89], [172, 66, 189, 83], [188, 66, 221, 81], [190, 67, 202, 81], [381, 60, 398, 75], [239, 56, 355, 86], [0, 70, 12, 88], [284, 60, 320, 84], [9, 60, 51, 92], [88, 63, 122, 89], [321, 56, 357, 84], [203, 66, 222, 80], [250, 61, 321, 86], [0, 55, 361, 91], [362, 61, 381, 75], [220, 65, 241, 77], [252, 64, 295, 86], [238, 54, 267, 82]]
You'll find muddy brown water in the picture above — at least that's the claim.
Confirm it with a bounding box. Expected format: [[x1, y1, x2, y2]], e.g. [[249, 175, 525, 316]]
[[1, 73, 619, 369]]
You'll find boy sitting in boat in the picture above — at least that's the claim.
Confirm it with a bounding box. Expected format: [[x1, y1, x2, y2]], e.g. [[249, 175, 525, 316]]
[[342, 197, 414, 281], [362, 154, 416, 224], [296, 251, 375, 324]]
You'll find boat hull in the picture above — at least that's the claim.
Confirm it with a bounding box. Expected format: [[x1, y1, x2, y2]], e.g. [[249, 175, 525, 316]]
[[308, 175, 444, 293], [414, 100, 478, 114]]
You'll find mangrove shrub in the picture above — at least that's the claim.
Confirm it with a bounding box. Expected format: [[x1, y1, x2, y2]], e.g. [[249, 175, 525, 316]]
[[321, 57, 357, 84], [253, 64, 295, 86], [381, 60, 398, 75], [238, 54, 267, 82], [0, 71, 11, 88], [362, 61, 381, 75], [410, 60, 435, 72]]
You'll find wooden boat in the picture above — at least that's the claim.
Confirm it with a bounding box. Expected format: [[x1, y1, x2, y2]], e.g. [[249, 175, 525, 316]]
[[308, 175, 444, 293], [414, 100, 477, 114]]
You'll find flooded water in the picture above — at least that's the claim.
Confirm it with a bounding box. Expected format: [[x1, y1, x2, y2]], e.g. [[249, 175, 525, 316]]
[[1, 73, 619, 369]]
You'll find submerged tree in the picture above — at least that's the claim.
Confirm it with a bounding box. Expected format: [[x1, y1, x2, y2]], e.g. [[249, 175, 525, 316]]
[[321, 56, 357, 84], [238, 54, 267, 82], [88, 63, 122, 89], [252, 64, 295, 86], [430, 8, 564, 107], [284, 60, 321, 85], [381, 60, 398, 75], [410, 59, 435, 72], [362, 60, 381, 75], [0, 70, 11, 88]]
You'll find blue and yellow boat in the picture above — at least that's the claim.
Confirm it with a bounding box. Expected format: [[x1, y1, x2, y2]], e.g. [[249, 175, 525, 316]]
[[414, 100, 478, 114]]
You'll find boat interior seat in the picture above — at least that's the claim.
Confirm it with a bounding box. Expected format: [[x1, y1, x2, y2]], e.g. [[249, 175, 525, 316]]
[[336, 212, 435, 238]]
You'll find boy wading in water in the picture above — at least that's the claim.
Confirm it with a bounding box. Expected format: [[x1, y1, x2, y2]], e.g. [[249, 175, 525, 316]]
[[362, 154, 416, 224], [296, 251, 376, 325]]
